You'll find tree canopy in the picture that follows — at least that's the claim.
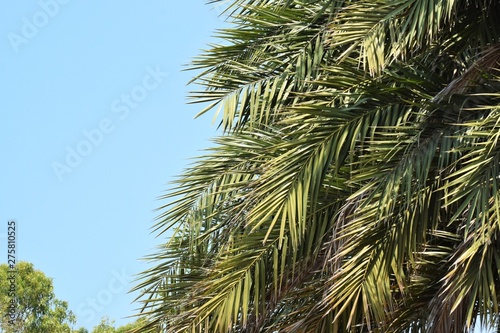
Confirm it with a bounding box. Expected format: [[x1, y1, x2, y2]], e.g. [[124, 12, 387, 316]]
[[90, 317, 147, 333], [0, 262, 145, 333], [0, 261, 76, 333], [134, 0, 500, 332]]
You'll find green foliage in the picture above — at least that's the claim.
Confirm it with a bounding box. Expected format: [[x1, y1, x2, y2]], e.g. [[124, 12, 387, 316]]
[[0, 261, 76, 333], [89, 317, 148, 333], [74, 328, 89, 333], [115, 317, 148, 333], [91, 317, 116, 333], [134, 0, 500, 332]]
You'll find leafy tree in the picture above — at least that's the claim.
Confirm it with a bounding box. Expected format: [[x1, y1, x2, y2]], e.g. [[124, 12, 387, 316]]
[[0, 261, 77, 332], [134, 0, 500, 332], [74, 328, 89, 333], [90, 317, 147, 333], [115, 318, 147, 333], [91, 317, 116, 333]]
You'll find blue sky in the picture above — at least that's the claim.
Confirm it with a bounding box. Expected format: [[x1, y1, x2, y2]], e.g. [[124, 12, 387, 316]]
[[1, 1, 224, 329]]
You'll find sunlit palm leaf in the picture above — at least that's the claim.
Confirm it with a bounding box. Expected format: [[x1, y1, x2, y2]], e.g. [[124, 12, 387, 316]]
[[133, 0, 500, 332]]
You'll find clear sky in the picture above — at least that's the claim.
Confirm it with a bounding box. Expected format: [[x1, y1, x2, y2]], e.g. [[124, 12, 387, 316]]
[[1, 1, 224, 330]]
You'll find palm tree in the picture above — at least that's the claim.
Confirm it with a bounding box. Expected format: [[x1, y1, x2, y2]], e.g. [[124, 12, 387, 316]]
[[133, 0, 500, 332]]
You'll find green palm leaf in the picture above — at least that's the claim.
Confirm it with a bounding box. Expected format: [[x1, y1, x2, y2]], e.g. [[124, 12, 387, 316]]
[[133, 0, 500, 332]]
